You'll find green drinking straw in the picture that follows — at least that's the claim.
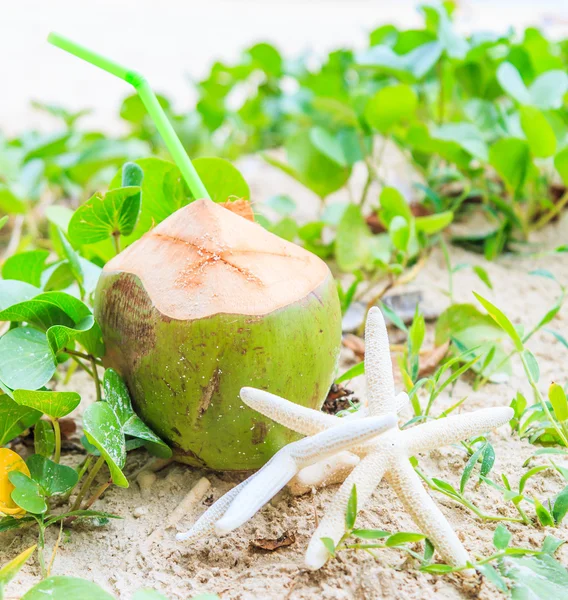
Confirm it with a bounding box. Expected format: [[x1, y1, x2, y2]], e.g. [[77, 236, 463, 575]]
[[47, 32, 211, 200]]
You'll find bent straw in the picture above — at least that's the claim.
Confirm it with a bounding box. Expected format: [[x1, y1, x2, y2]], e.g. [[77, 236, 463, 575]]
[[47, 32, 210, 200]]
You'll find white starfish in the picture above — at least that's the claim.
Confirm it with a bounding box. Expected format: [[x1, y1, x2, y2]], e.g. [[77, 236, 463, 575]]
[[176, 410, 396, 542], [178, 307, 513, 573]]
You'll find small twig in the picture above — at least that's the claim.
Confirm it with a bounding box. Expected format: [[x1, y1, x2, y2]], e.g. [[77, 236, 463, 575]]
[[2, 215, 24, 261], [83, 479, 112, 510], [47, 521, 64, 577]]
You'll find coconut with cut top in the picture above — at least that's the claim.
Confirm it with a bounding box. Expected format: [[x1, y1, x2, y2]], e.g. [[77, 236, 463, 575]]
[[94, 199, 342, 470]]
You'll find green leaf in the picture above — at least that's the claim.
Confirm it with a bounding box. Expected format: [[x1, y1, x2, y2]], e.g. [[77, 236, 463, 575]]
[[364, 84, 417, 132], [549, 383, 568, 422], [552, 485, 568, 524], [520, 107, 556, 158], [473, 292, 524, 352], [356, 41, 442, 80], [0, 327, 56, 390], [320, 537, 336, 557], [27, 454, 78, 496], [460, 443, 486, 493], [2, 251, 49, 287], [0, 544, 36, 586], [13, 389, 80, 420], [431, 123, 488, 161], [0, 280, 41, 310], [501, 554, 568, 599], [55, 229, 84, 292], [414, 211, 453, 235], [8, 471, 47, 514], [109, 158, 189, 242], [522, 350, 540, 383], [82, 402, 128, 487], [435, 304, 512, 382], [34, 419, 55, 458], [265, 132, 350, 199], [0, 291, 103, 357], [192, 157, 250, 203], [493, 524, 512, 550], [345, 484, 357, 530], [554, 147, 568, 186], [264, 195, 296, 216], [379, 187, 413, 225], [309, 127, 348, 166], [0, 215, 8, 231], [335, 204, 373, 272], [385, 532, 426, 546], [0, 183, 26, 214], [335, 361, 364, 384], [497, 62, 532, 105], [533, 496, 555, 527], [68, 186, 142, 245], [530, 70, 568, 110], [389, 216, 410, 252], [489, 138, 532, 194], [0, 395, 41, 445], [21, 576, 115, 599], [102, 369, 171, 458], [541, 535, 565, 554], [351, 529, 391, 539]]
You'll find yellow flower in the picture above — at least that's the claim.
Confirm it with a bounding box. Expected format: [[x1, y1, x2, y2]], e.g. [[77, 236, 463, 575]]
[[0, 448, 30, 516]]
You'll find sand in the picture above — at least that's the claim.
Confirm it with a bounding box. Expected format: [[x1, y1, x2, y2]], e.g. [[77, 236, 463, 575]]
[[2, 158, 568, 599]]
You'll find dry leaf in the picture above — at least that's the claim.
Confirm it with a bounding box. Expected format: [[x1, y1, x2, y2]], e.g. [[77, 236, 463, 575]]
[[342, 334, 365, 360], [418, 341, 450, 378], [250, 531, 296, 552]]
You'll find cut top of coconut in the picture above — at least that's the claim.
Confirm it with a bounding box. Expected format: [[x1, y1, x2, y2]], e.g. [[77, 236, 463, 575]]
[[103, 199, 332, 320]]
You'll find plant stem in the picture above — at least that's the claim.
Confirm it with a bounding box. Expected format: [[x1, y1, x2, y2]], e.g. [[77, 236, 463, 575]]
[[48, 33, 210, 200], [70, 355, 94, 378], [91, 358, 102, 402], [112, 233, 121, 255], [437, 58, 445, 124], [71, 456, 105, 512], [84, 480, 111, 509], [63, 347, 103, 366], [52, 418, 61, 463], [37, 522, 47, 578], [359, 170, 372, 207], [63, 456, 93, 501], [530, 190, 568, 231]]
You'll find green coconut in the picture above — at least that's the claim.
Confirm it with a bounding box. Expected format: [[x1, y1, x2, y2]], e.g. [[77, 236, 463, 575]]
[[94, 198, 342, 470]]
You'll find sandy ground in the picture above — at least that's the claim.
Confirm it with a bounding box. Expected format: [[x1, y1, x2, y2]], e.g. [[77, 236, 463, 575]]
[[2, 154, 568, 599]]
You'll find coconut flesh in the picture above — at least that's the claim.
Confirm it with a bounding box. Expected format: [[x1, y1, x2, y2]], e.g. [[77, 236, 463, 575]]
[[94, 199, 342, 470]]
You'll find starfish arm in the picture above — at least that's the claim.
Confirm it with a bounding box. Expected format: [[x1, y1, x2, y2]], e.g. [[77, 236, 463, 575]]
[[305, 449, 389, 570], [176, 478, 249, 542], [365, 307, 396, 415], [241, 387, 337, 435], [215, 414, 395, 535], [215, 452, 297, 534], [402, 407, 514, 455], [288, 451, 360, 496], [388, 456, 472, 570]]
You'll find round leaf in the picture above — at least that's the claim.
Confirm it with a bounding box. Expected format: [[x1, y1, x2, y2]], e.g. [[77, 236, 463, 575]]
[[0, 448, 30, 516], [192, 157, 250, 203], [364, 84, 417, 132], [21, 576, 115, 600], [0, 327, 56, 390]]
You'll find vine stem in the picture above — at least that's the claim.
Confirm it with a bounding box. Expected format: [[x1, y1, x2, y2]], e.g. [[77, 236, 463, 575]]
[[52, 418, 61, 463], [530, 190, 568, 231], [63, 347, 103, 366], [91, 358, 102, 402], [71, 456, 105, 512]]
